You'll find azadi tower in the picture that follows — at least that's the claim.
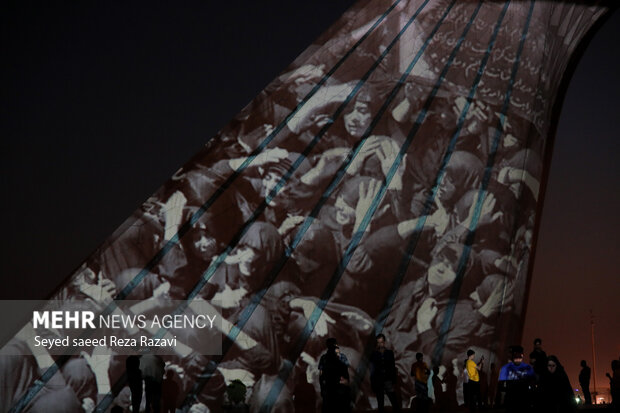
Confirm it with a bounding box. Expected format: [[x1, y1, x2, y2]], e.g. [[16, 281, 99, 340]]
[[2, 1, 616, 412]]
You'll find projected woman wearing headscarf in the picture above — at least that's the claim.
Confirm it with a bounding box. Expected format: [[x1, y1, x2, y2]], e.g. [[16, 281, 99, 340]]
[[204, 222, 283, 318]]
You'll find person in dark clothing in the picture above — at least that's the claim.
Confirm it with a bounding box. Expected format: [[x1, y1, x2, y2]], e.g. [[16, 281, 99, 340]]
[[318, 337, 350, 409], [126, 355, 143, 413], [488, 362, 499, 408], [141, 354, 165, 413], [531, 338, 547, 377], [606, 359, 620, 413], [431, 365, 446, 410], [162, 369, 180, 413], [319, 343, 351, 413], [539, 355, 575, 413], [319, 338, 350, 374], [579, 360, 592, 405], [369, 334, 400, 413]]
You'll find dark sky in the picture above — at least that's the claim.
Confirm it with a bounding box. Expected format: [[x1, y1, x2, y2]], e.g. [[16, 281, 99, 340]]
[[2, 1, 618, 398]]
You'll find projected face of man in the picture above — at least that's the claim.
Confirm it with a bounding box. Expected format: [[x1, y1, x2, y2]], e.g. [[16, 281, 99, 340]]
[[427, 255, 457, 292], [376, 336, 386, 351], [344, 101, 371, 138], [334, 196, 356, 226]]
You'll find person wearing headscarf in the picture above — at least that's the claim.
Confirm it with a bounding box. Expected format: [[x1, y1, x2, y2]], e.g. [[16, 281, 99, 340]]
[[335, 219, 406, 316], [389, 80, 463, 212], [539, 355, 576, 413], [277, 219, 339, 297], [256, 152, 315, 230], [453, 185, 512, 253], [163, 205, 241, 300], [435, 151, 484, 215], [395, 151, 487, 250], [496, 149, 542, 205], [97, 209, 166, 291], [467, 273, 512, 340], [320, 176, 394, 259], [204, 221, 283, 318], [284, 83, 386, 155], [344, 135, 413, 220]]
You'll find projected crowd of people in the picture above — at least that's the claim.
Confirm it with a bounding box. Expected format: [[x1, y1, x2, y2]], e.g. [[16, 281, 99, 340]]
[[2, 2, 597, 412]]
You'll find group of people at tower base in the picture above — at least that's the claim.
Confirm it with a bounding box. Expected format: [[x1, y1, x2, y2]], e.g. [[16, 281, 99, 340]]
[[317, 336, 620, 412]]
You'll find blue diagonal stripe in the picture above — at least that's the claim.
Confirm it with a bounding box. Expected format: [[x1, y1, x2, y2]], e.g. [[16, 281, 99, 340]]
[[8, 3, 402, 413], [430, 0, 535, 367], [92, 1, 433, 412], [258, 1, 488, 411], [345, 0, 516, 398], [174, 1, 456, 409]]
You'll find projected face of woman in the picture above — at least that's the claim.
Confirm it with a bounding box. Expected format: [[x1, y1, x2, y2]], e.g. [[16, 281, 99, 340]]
[[437, 175, 457, 205], [334, 196, 355, 226], [292, 251, 321, 274], [261, 171, 282, 207], [74, 265, 97, 287], [452, 358, 460, 376], [344, 101, 371, 138], [190, 221, 218, 259]]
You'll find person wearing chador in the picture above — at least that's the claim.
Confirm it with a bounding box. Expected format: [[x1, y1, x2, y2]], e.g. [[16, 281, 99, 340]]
[[539, 355, 575, 413]]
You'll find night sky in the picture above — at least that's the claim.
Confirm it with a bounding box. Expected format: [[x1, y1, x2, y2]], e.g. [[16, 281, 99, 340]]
[[2, 1, 618, 399]]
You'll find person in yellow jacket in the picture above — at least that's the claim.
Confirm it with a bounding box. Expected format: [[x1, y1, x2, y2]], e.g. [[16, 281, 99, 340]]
[[410, 352, 430, 413], [466, 349, 484, 412]]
